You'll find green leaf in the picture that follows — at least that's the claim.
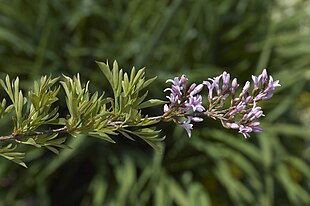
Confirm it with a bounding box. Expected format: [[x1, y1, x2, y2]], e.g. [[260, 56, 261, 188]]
[[88, 132, 116, 143], [45, 145, 60, 154], [96, 61, 113, 86], [141, 76, 157, 90], [119, 130, 136, 141], [0, 143, 27, 168], [21, 138, 41, 148], [136, 99, 167, 109]]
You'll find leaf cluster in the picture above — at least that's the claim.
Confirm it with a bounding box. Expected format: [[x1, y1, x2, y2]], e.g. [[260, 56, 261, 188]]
[[96, 61, 166, 150], [0, 61, 166, 167]]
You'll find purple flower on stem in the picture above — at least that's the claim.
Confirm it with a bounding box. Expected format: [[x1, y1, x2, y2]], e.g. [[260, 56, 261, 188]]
[[203, 80, 214, 100], [164, 68, 280, 139], [203, 69, 280, 138], [185, 95, 205, 112], [229, 101, 246, 116], [238, 125, 252, 138], [259, 69, 268, 87], [231, 78, 239, 95], [164, 74, 205, 138], [189, 84, 204, 96], [240, 81, 251, 98], [180, 119, 193, 138], [222, 71, 230, 92]]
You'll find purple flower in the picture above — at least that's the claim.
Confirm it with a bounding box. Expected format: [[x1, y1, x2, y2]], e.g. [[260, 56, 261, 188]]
[[203, 80, 214, 100], [261, 76, 281, 100], [231, 78, 239, 95], [164, 74, 206, 138], [240, 81, 250, 98], [165, 93, 179, 105], [164, 68, 279, 139], [252, 75, 259, 90], [249, 122, 263, 132], [224, 122, 240, 129], [180, 75, 187, 89], [238, 125, 252, 138], [164, 104, 169, 112], [242, 103, 264, 121], [164, 75, 187, 106], [229, 101, 246, 116], [254, 93, 265, 101], [244, 96, 253, 104], [259, 69, 268, 87], [222, 71, 230, 92], [189, 116, 204, 122], [189, 84, 204, 96], [214, 76, 222, 95], [252, 70, 281, 102], [164, 75, 205, 114], [180, 119, 193, 138], [185, 95, 205, 112], [238, 121, 263, 138]]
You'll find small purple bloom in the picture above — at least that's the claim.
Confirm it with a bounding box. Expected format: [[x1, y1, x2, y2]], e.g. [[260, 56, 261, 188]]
[[244, 104, 264, 121], [203, 81, 214, 100], [259, 69, 268, 87], [240, 81, 251, 96], [188, 83, 197, 94], [164, 68, 279, 139], [238, 125, 252, 138], [224, 122, 240, 129], [164, 104, 169, 112], [245, 96, 253, 104], [189, 84, 204, 96], [189, 116, 204, 122], [261, 92, 273, 100], [249, 122, 263, 132], [180, 75, 187, 89], [265, 76, 281, 92], [231, 78, 239, 95], [252, 75, 259, 90], [166, 77, 179, 85], [254, 93, 265, 101], [185, 95, 205, 112], [249, 110, 264, 121], [229, 101, 246, 116], [180, 119, 193, 138], [208, 75, 222, 96], [222, 71, 230, 92]]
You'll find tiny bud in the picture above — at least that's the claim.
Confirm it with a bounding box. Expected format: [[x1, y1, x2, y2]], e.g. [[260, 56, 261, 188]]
[[245, 96, 253, 104], [252, 75, 259, 90], [180, 75, 187, 89], [260, 69, 268, 87], [164, 104, 169, 113], [222, 71, 230, 85], [231, 78, 239, 95], [190, 84, 204, 96], [191, 117, 204, 122], [242, 81, 251, 93]]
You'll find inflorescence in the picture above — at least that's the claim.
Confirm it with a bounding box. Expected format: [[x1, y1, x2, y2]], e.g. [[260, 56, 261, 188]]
[[163, 69, 281, 138]]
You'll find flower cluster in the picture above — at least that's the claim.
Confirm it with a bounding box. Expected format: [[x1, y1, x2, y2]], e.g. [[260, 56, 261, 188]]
[[163, 75, 204, 137], [204, 69, 280, 138], [164, 69, 280, 138]]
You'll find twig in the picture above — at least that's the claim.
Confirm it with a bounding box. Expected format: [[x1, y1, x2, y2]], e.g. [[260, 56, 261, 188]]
[[0, 126, 68, 142], [0, 110, 222, 142]]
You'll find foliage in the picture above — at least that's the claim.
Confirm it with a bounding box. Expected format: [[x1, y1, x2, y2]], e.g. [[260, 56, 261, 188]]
[[0, 61, 166, 167], [0, 0, 310, 206]]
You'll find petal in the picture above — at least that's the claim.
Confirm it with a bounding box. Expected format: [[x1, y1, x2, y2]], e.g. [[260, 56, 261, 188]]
[[163, 104, 169, 112]]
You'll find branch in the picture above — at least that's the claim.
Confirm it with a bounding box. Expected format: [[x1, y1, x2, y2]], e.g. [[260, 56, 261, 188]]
[[0, 111, 223, 143], [0, 126, 68, 142], [0, 116, 165, 143]]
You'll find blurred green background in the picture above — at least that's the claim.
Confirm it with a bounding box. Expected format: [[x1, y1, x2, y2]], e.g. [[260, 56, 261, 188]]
[[0, 0, 310, 205]]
